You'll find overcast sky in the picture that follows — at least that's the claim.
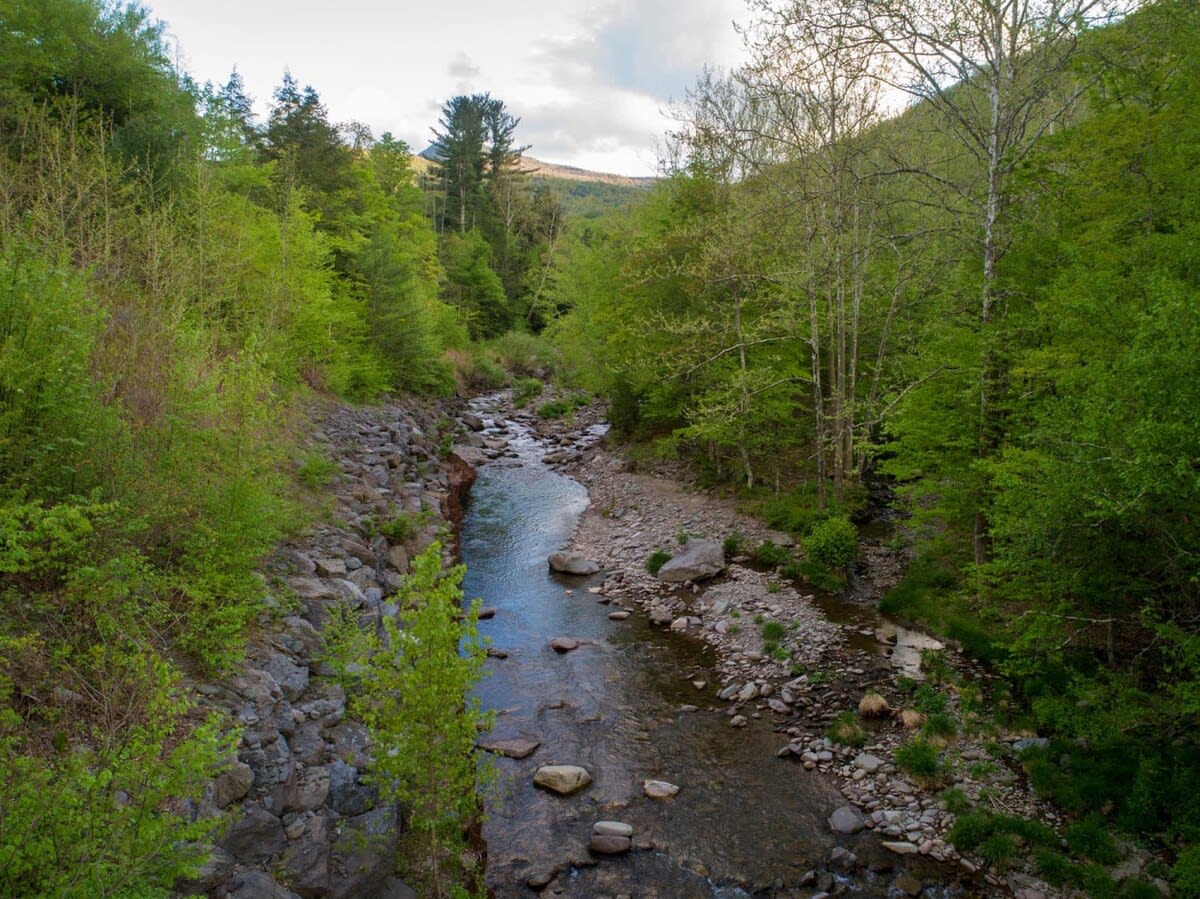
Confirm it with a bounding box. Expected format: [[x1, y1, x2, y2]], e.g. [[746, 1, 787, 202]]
[[145, 0, 749, 177]]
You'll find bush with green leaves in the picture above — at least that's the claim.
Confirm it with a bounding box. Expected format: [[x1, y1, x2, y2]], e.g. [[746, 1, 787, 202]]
[[333, 544, 491, 897], [1173, 844, 1200, 898], [1066, 815, 1121, 865], [0, 649, 233, 898], [825, 711, 867, 747], [895, 738, 944, 783], [948, 811, 1057, 871], [761, 620, 786, 643], [646, 550, 672, 575], [803, 516, 858, 570], [512, 377, 544, 408], [753, 541, 793, 567]]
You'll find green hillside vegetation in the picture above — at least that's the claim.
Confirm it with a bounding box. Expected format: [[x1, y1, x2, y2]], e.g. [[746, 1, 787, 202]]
[[0, 2, 542, 894], [547, 0, 1200, 886], [3, 0, 1200, 893]]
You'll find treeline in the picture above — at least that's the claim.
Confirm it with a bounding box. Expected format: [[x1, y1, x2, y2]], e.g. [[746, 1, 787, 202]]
[[0, 1, 560, 894], [547, 0, 1200, 886]]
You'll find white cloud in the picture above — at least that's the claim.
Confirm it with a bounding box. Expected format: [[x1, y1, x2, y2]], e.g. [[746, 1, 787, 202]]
[[147, 0, 748, 176]]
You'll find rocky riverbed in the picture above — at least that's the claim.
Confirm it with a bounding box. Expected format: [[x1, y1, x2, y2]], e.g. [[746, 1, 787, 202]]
[[470, 389, 1165, 899], [182, 388, 1164, 899]]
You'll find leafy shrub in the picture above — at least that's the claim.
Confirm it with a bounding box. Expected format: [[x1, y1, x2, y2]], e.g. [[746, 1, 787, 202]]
[[761, 620, 786, 643], [1172, 845, 1200, 899], [513, 377, 544, 408], [826, 711, 867, 747], [921, 712, 958, 741], [1067, 816, 1121, 865], [803, 516, 859, 570], [0, 662, 233, 897], [1036, 848, 1077, 887], [914, 683, 948, 714], [378, 510, 432, 544], [536, 391, 588, 419], [948, 810, 1057, 855], [723, 533, 743, 556], [895, 738, 944, 782], [783, 559, 841, 591], [646, 550, 672, 575], [455, 349, 509, 390], [753, 541, 793, 567], [486, 330, 555, 376], [297, 452, 340, 488], [940, 787, 972, 814]]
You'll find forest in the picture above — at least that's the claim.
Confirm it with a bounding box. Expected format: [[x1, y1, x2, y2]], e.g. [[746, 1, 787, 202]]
[[0, 0, 1196, 895]]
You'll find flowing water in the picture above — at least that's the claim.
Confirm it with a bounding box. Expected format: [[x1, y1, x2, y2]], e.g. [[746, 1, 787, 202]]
[[460, 401, 965, 897]]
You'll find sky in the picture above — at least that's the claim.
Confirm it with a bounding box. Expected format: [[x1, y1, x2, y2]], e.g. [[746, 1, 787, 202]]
[[144, 0, 750, 177]]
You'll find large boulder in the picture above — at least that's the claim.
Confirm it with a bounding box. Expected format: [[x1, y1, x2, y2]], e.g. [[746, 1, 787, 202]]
[[656, 539, 725, 583], [547, 552, 599, 576]]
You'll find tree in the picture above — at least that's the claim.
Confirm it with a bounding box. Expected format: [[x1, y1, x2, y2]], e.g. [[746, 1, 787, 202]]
[[668, 0, 909, 501], [850, 0, 1134, 561], [336, 544, 490, 898], [428, 94, 491, 234], [262, 73, 356, 227]]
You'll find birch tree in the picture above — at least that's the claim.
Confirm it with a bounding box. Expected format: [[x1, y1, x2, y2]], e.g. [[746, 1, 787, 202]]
[[849, 0, 1135, 560]]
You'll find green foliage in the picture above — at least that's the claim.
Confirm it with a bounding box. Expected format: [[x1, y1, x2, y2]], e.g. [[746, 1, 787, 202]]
[[921, 712, 958, 741], [1173, 844, 1200, 898], [377, 509, 433, 544], [536, 392, 588, 420], [341, 544, 490, 896], [761, 620, 786, 643], [1035, 848, 1076, 887], [440, 230, 511, 340], [825, 711, 867, 748], [948, 811, 1057, 868], [646, 550, 672, 576], [512, 377, 544, 408], [297, 452, 340, 489], [913, 683, 948, 715], [940, 787, 971, 815], [1066, 816, 1121, 865], [0, 653, 233, 898], [803, 516, 859, 570], [894, 738, 945, 783], [723, 533, 743, 556], [752, 541, 792, 567]]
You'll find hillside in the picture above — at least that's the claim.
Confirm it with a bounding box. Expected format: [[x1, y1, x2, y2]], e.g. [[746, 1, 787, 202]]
[[413, 152, 653, 219]]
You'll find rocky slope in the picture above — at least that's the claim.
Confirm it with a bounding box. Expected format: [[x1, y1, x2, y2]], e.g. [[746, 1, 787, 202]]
[[178, 398, 481, 899]]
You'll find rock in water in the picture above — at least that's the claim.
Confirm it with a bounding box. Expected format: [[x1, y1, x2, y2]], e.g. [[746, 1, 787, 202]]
[[643, 779, 680, 799], [477, 737, 540, 760], [828, 805, 866, 834], [550, 637, 580, 653], [594, 821, 634, 837], [656, 539, 726, 582], [588, 835, 632, 855], [547, 552, 600, 575], [533, 765, 592, 795]]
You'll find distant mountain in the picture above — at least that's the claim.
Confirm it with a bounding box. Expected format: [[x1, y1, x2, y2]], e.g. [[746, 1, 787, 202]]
[[412, 152, 654, 219], [414, 147, 654, 188], [516, 156, 656, 189]]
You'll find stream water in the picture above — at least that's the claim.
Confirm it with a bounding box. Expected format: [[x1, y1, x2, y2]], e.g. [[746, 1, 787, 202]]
[[460, 402, 964, 897]]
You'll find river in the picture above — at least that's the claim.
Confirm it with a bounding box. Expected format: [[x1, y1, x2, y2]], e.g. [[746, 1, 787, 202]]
[[460, 398, 969, 898]]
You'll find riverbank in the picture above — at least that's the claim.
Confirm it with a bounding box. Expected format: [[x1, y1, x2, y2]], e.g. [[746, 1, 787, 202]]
[[493, 391, 1164, 899], [182, 397, 476, 899]]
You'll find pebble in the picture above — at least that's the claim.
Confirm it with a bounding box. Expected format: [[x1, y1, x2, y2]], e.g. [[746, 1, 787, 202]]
[[643, 780, 680, 799]]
